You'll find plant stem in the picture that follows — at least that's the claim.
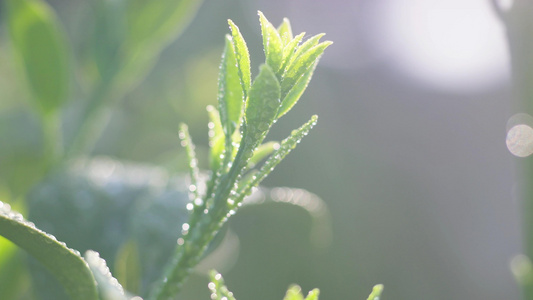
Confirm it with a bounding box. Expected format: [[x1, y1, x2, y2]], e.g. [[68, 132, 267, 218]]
[[149, 128, 250, 300]]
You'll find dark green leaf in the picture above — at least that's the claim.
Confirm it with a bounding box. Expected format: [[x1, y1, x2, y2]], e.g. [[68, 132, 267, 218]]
[[258, 11, 284, 72], [0, 201, 97, 300], [7, 0, 70, 114]]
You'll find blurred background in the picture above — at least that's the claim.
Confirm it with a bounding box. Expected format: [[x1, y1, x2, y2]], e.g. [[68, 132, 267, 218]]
[[0, 0, 524, 299]]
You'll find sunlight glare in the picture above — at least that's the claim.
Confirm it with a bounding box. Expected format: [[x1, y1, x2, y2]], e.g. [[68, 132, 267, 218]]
[[378, 0, 509, 92]]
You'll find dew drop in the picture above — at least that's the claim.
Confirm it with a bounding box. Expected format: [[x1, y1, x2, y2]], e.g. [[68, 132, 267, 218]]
[[186, 203, 194, 211], [507, 124, 533, 157], [208, 282, 216, 290]]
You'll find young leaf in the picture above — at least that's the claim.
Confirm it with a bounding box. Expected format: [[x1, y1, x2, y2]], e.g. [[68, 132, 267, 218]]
[[248, 141, 279, 168], [284, 285, 304, 300], [6, 0, 70, 115], [208, 270, 237, 300], [179, 123, 200, 201], [277, 59, 318, 119], [228, 19, 251, 96], [366, 284, 384, 300], [218, 35, 244, 139], [207, 106, 226, 173], [0, 201, 97, 300], [85, 250, 131, 300], [258, 11, 284, 72], [284, 286, 319, 300], [277, 18, 293, 46], [281, 41, 332, 100], [284, 33, 325, 73], [304, 288, 320, 300], [234, 115, 318, 207], [243, 64, 281, 160], [278, 32, 305, 78]]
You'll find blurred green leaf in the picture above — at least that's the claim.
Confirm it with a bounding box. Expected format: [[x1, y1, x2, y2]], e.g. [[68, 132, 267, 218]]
[[90, 0, 126, 81], [304, 289, 319, 300], [0, 200, 97, 300], [259, 11, 284, 72], [283, 285, 304, 300], [121, 0, 203, 88], [115, 240, 141, 295], [6, 0, 70, 115], [283, 285, 319, 300], [0, 110, 45, 196], [0, 238, 28, 299], [27, 159, 191, 298], [366, 284, 384, 300]]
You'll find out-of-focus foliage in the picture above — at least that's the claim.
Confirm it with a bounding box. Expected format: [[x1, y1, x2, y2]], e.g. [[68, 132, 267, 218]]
[[0, 0, 334, 299]]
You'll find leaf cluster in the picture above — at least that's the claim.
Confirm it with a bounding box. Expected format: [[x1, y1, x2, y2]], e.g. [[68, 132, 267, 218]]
[[0, 2, 367, 300]]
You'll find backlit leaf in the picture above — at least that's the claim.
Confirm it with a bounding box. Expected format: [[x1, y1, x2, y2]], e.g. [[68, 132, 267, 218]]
[[0, 201, 97, 300], [259, 11, 284, 72]]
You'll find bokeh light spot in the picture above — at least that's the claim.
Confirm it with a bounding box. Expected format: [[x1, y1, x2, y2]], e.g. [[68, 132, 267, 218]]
[[506, 124, 533, 157]]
